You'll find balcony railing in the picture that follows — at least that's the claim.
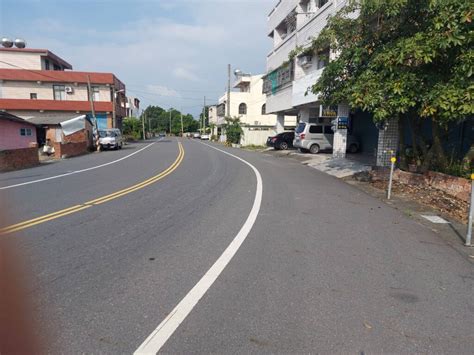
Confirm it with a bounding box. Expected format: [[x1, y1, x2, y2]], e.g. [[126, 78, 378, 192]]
[[263, 61, 294, 95]]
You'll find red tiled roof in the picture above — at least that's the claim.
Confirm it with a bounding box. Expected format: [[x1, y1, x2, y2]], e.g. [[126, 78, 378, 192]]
[[0, 98, 113, 112], [0, 68, 120, 85], [0, 48, 73, 69]]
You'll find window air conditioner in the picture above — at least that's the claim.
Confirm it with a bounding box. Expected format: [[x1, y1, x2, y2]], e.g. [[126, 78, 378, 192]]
[[65, 86, 74, 94]]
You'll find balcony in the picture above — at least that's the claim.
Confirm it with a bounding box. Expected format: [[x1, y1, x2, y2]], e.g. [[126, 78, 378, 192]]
[[292, 68, 323, 107], [267, 0, 299, 35], [267, 32, 297, 71], [233, 75, 251, 90], [263, 61, 294, 96], [266, 85, 294, 114]]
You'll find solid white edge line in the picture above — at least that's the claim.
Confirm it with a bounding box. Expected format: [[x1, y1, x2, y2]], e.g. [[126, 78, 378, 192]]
[[134, 141, 263, 355], [0, 140, 160, 190]]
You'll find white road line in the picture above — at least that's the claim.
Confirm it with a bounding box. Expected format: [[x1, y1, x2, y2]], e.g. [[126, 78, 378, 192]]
[[134, 141, 263, 355], [0, 141, 158, 190]]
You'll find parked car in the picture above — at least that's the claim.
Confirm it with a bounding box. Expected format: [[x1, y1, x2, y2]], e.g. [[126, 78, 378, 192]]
[[99, 128, 123, 150], [293, 122, 359, 154], [200, 134, 210, 140], [193, 132, 201, 139], [158, 132, 166, 138], [266, 131, 294, 150]]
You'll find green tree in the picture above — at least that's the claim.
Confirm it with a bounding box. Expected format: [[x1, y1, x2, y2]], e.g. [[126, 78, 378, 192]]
[[308, 0, 473, 171], [142, 106, 199, 135], [223, 117, 243, 144], [122, 117, 142, 140]]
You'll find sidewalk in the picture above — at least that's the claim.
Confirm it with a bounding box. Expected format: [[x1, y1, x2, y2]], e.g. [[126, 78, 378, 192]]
[[264, 148, 373, 178], [263, 147, 473, 255]]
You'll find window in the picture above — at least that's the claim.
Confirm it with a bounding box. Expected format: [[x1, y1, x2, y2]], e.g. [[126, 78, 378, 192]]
[[20, 128, 32, 136], [45, 59, 50, 70], [324, 126, 334, 134], [261, 104, 266, 115], [317, 48, 330, 69], [238, 103, 247, 115], [53, 85, 66, 100], [309, 125, 323, 134], [30, 93, 37, 100], [53, 64, 61, 71], [317, 0, 329, 8], [89, 86, 100, 101]]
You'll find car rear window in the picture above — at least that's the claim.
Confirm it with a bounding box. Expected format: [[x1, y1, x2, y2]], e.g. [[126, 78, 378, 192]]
[[309, 125, 323, 134], [295, 123, 306, 134]]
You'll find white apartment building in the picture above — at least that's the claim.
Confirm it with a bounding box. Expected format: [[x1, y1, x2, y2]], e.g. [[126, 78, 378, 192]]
[[216, 72, 295, 146], [264, 0, 386, 162], [126, 96, 140, 117]]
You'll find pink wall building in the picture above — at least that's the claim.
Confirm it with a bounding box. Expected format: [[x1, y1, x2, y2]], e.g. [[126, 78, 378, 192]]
[[0, 112, 37, 150]]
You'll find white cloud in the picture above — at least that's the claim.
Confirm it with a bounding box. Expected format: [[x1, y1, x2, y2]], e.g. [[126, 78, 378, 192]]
[[6, 0, 276, 115], [173, 67, 199, 82], [146, 85, 181, 98]]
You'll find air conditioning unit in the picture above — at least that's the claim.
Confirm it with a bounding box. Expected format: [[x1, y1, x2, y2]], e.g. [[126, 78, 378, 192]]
[[65, 86, 74, 94], [299, 55, 313, 68]]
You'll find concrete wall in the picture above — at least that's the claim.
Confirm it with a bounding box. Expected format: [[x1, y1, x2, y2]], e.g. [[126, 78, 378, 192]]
[[0, 147, 39, 171], [241, 127, 276, 146], [0, 51, 42, 70], [0, 81, 111, 102], [0, 119, 37, 150]]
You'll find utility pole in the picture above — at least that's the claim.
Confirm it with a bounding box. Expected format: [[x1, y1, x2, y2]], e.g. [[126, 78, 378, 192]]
[[87, 75, 100, 151], [142, 111, 146, 140], [112, 87, 116, 128], [148, 114, 151, 135], [180, 109, 184, 137], [202, 96, 206, 135], [169, 109, 172, 135], [227, 64, 231, 117]]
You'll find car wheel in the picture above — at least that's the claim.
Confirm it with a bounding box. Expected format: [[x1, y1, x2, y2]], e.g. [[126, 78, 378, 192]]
[[348, 144, 358, 153], [309, 144, 320, 154], [279, 142, 288, 150]]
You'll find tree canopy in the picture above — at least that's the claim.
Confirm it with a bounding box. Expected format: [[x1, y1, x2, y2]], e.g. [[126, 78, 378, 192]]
[[122, 106, 199, 139], [304, 0, 473, 173], [309, 0, 473, 122]]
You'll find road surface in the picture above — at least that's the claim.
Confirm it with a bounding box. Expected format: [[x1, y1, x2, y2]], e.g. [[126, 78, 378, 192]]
[[1, 138, 473, 353]]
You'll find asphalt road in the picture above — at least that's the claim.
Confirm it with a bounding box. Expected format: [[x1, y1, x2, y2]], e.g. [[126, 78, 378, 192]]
[[1, 138, 473, 354]]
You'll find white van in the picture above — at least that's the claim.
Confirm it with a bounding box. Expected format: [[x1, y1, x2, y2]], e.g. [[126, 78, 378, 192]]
[[99, 128, 123, 150], [293, 122, 359, 154]]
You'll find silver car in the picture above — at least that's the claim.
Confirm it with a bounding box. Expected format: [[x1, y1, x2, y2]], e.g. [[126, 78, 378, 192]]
[[293, 122, 359, 154], [99, 128, 123, 150]]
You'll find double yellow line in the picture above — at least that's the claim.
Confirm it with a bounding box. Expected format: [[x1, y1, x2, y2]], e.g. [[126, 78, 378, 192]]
[[0, 142, 185, 236]]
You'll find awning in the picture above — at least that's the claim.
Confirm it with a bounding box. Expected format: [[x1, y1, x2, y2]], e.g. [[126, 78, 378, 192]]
[[60, 115, 87, 136]]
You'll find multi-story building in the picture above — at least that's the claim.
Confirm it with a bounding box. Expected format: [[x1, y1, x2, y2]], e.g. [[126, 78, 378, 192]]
[[0, 47, 127, 132], [126, 96, 141, 118], [264, 0, 382, 161], [215, 72, 295, 145]]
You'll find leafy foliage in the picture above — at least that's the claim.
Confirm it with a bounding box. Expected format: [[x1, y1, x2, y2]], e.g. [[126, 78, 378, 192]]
[[306, 0, 473, 173], [311, 0, 473, 122], [142, 106, 199, 135], [223, 117, 243, 144]]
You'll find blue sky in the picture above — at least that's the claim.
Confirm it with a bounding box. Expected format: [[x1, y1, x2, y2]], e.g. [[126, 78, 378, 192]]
[[0, 0, 275, 117]]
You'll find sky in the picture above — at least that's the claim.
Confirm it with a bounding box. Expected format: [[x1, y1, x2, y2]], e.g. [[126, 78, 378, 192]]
[[0, 0, 275, 117]]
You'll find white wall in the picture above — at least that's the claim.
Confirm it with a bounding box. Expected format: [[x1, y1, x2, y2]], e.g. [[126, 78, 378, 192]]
[[241, 127, 276, 146], [0, 51, 42, 70]]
